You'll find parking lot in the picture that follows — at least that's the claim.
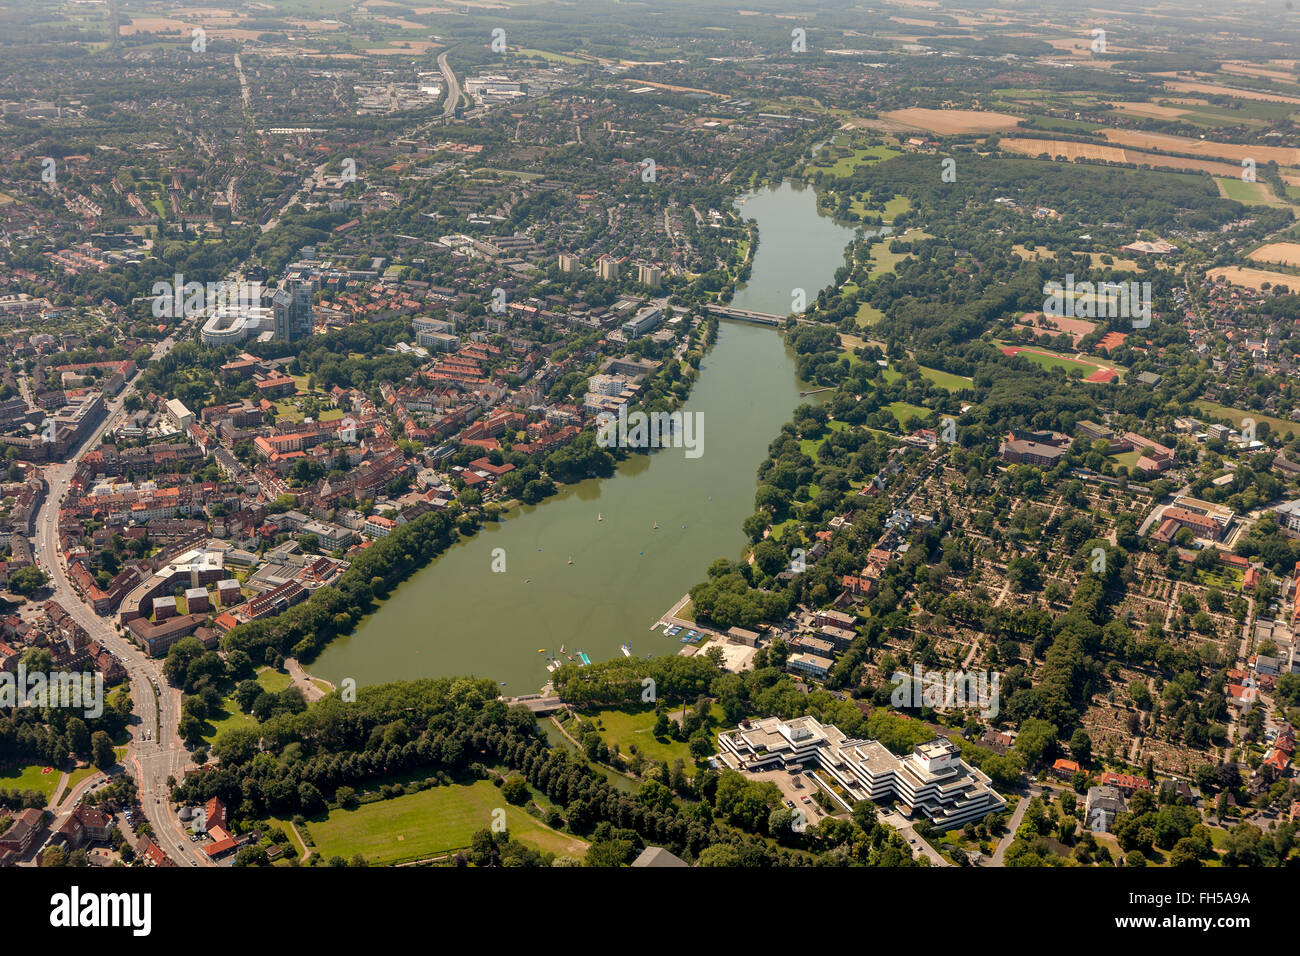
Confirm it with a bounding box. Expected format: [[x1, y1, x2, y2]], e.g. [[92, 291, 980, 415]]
[[747, 767, 835, 825]]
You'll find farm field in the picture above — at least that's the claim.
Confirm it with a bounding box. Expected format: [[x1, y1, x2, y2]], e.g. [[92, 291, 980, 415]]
[[1207, 265, 1300, 291], [1100, 128, 1300, 166], [1247, 242, 1300, 267], [880, 108, 1020, 134], [998, 138, 1240, 177], [1161, 80, 1300, 105], [307, 778, 589, 864]]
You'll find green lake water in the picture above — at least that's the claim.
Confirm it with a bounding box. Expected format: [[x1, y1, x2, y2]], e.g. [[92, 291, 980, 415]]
[[313, 180, 858, 691]]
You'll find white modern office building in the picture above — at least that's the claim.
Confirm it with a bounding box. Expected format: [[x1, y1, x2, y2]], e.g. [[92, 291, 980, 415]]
[[717, 715, 1006, 828]]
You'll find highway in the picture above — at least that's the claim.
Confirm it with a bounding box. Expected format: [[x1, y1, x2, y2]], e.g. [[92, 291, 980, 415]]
[[31, 325, 215, 867], [437, 51, 461, 119]]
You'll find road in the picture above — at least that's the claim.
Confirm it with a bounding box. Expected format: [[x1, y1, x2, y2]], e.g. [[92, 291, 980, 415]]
[[988, 791, 1032, 866], [437, 51, 461, 119], [31, 325, 214, 867]]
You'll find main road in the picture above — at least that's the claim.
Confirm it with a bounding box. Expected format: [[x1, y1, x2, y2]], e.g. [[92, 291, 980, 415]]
[[32, 323, 214, 867], [437, 51, 461, 119]]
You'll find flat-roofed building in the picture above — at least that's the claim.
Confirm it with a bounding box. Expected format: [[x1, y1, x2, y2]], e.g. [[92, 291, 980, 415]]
[[1000, 438, 1066, 467], [717, 716, 1005, 828]]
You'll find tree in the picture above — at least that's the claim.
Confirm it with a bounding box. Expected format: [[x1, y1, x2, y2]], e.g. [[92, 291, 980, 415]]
[[8, 565, 49, 595], [91, 731, 115, 771], [501, 776, 530, 805]]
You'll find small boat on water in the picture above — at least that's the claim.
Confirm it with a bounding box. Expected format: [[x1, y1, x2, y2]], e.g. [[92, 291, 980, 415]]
[[580, 652, 592, 665], [597, 513, 603, 521], [620, 644, 631, 657], [567, 556, 573, 565], [559, 644, 566, 653], [652, 521, 659, 530]]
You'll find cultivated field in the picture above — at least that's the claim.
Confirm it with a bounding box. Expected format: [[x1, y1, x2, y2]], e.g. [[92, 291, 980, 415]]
[[1162, 80, 1300, 105], [880, 108, 1020, 134], [998, 138, 1240, 177], [1207, 265, 1300, 290], [1101, 129, 1300, 166], [1247, 242, 1300, 267]]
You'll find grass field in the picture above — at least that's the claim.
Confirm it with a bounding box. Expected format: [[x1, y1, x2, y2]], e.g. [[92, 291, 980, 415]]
[[1217, 178, 1290, 207], [0, 762, 61, 798], [519, 48, 587, 65], [577, 703, 726, 770], [799, 418, 849, 456], [1194, 401, 1300, 440], [204, 668, 295, 745], [886, 401, 931, 426], [819, 141, 901, 178], [307, 778, 588, 864], [920, 366, 974, 390], [1007, 348, 1097, 376]]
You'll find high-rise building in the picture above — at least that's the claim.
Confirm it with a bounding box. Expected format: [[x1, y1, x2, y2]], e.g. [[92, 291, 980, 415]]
[[637, 262, 662, 289], [597, 255, 619, 282], [272, 280, 313, 343], [558, 253, 579, 273]]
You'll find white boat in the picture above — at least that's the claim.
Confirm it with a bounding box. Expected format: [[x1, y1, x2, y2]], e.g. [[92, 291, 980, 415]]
[[597, 513, 603, 521], [620, 644, 631, 657]]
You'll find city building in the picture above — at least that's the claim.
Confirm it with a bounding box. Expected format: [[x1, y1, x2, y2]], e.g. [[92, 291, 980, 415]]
[[272, 279, 314, 343], [717, 716, 1005, 827]]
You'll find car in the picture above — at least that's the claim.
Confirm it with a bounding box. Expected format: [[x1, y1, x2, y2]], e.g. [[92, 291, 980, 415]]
[[784, 799, 794, 808], [908, 838, 916, 844]]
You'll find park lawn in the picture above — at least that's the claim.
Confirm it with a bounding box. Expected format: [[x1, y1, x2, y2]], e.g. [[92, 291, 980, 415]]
[[67, 764, 99, 790], [769, 517, 799, 542], [886, 401, 931, 426], [855, 301, 885, 325], [0, 762, 62, 798], [519, 48, 587, 64], [821, 142, 901, 178], [308, 779, 588, 864], [1109, 449, 1143, 471], [919, 366, 973, 391], [579, 703, 726, 771], [882, 195, 911, 221], [203, 668, 295, 745], [799, 419, 848, 457], [273, 401, 305, 423], [1194, 401, 1300, 441]]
